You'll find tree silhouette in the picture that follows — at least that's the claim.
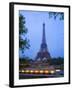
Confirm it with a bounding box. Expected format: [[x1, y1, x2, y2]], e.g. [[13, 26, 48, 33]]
[[19, 14, 30, 53], [49, 12, 64, 20]]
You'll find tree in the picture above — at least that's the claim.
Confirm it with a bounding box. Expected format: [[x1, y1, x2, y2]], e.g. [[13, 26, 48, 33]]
[[19, 14, 30, 53], [49, 12, 64, 20]]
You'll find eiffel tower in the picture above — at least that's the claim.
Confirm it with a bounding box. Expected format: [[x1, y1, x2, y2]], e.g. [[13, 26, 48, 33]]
[[35, 23, 51, 60]]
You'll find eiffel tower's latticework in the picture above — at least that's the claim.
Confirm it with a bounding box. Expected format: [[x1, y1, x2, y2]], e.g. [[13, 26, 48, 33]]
[[35, 23, 51, 60]]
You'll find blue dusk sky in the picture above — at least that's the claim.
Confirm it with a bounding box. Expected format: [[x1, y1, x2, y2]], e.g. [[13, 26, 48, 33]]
[[19, 10, 64, 59]]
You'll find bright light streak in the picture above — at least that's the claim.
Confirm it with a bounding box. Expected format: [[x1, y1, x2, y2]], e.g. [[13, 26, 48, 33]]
[[56, 69, 61, 72]]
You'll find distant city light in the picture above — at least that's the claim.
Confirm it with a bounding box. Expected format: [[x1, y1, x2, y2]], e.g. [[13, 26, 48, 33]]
[[44, 70, 49, 74], [56, 69, 61, 72], [39, 70, 44, 74], [30, 70, 34, 73], [35, 70, 39, 73], [22, 70, 24, 73], [50, 70, 55, 74], [25, 70, 29, 73], [20, 69, 62, 75]]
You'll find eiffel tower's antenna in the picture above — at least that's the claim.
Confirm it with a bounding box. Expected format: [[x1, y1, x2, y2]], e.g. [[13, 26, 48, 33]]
[[42, 23, 46, 44]]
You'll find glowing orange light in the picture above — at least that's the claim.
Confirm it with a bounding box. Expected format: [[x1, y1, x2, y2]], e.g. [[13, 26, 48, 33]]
[[44, 70, 49, 74], [40, 70, 44, 74], [34, 70, 39, 73]]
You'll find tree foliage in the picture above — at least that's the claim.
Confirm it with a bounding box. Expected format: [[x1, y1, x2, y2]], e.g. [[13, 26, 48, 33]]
[[19, 14, 30, 53], [49, 12, 64, 20]]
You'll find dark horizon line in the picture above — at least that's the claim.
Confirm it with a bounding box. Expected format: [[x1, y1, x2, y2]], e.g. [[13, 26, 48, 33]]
[[19, 57, 64, 59]]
